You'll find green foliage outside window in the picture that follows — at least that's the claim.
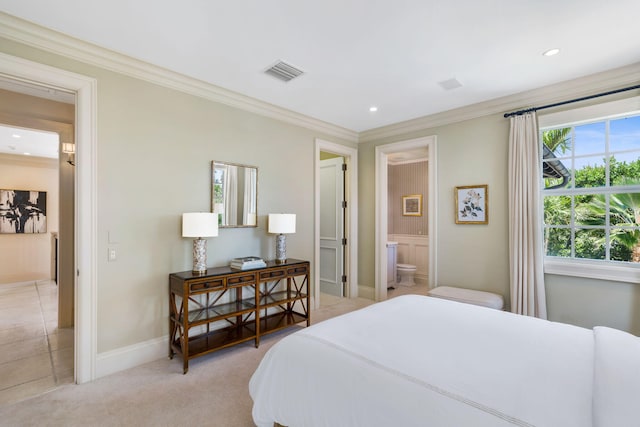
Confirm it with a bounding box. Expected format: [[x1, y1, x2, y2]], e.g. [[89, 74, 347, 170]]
[[542, 119, 640, 263]]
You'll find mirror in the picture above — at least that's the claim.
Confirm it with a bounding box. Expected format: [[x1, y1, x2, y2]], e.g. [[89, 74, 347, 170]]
[[211, 161, 258, 228]]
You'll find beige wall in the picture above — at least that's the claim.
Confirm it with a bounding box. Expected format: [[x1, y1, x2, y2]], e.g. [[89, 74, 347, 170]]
[[2, 30, 639, 364], [0, 155, 58, 283], [359, 104, 640, 336], [360, 113, 510, 300], [1, 37, 356, 353]]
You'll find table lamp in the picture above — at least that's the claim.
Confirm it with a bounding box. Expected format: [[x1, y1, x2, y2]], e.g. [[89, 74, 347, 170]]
[[182, 212, 218, 274], [268, 213, 296, 264]]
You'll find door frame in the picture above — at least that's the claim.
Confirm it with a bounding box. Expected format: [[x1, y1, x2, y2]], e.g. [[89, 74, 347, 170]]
[[315, 139, 358, 308], [1, 52, 98, 383], [375, 136, 437, 301]]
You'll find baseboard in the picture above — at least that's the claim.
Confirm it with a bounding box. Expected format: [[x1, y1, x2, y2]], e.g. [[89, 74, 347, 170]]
[[358, 285, 375, 300], [95, 335, 168, 379]]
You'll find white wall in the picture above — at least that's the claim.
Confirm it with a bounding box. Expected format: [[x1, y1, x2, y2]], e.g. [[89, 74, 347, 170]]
[[0, 36, 357, 355], [360, 113, 510, 300], [0, 155, 59, 283], [359, 102, 640, 336]]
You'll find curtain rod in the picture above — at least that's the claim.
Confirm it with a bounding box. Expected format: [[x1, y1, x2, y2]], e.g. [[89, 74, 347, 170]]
[[503, 84, 640, 118]]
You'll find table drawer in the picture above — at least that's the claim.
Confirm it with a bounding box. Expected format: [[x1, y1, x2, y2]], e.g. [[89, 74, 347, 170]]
[[259, 269, 286, 280], [287, 265, 308, 275], [189, 278, 225, 292], [227, 273, 256, 288]]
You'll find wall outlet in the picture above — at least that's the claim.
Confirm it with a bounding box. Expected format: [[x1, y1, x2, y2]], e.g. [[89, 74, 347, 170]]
[[108, 248, 117, 262]]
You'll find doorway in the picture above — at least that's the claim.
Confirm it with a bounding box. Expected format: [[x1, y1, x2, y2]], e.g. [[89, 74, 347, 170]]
[[314, 139, 358, 308], [1, 52, 98, 384], [375, 136, 438, 301]]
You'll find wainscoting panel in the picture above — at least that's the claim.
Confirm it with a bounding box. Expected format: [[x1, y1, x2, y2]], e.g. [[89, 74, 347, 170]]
[[389, 234, 429, 285]]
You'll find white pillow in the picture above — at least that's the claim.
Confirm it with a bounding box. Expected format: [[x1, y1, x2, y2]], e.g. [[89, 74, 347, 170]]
[[592, 326, 640, 427]]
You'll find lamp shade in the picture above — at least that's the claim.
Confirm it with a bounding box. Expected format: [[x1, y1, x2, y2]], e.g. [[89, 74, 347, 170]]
[[268, 213, 296, 234], [182, 212, 218, 237], [61, 142, 75, 154]]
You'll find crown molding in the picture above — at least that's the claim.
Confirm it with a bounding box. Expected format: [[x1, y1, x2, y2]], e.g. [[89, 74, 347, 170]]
[[0, 12, 358, 143], [0, 152, 58, 168], [359, 62, 640, 143]]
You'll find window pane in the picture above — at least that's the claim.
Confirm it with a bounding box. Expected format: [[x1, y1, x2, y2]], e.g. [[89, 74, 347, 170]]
[[574, 156, 606, 188], [609, 152, 640, 186], [610, 228, 640, 262], [609, 192, 640, 225], [541, 109, 640, 266], [544, 227, 571, 257], [610, 115, 640, 153], [542, 128, 572, 157], [542, 162, 570, 189], [544, 196, 571, 225], [575, 228, 605, 260], [575, 195, 605, 225], [574, 122, 605, 156]]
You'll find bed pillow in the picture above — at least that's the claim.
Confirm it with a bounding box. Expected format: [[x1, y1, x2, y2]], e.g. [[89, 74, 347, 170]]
[[592, 326, 640, 427]]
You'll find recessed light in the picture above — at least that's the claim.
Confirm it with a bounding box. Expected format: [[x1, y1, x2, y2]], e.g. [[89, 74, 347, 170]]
[[369, 106, 378, 112], [438, 78, 463, 91], [12, 133, 21, 138], [23, 152, 31, 156], [543, 48, 560, 57]]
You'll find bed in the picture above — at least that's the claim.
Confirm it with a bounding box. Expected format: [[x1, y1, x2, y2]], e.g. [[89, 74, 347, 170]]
[[249, 294, 640, 427]]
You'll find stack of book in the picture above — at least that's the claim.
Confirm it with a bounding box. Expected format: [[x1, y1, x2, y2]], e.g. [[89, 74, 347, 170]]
[[230, 256, 266, 270]]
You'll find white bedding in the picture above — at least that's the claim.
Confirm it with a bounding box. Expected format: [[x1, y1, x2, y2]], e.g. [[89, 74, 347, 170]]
[[250, 295, 596, 427]]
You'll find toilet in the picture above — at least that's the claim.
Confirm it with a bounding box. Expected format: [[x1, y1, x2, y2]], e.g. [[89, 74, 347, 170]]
[[396, 263, 417, 286]]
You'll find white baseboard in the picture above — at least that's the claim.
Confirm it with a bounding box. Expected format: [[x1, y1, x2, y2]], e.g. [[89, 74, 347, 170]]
[[95, 335, 168, 379]]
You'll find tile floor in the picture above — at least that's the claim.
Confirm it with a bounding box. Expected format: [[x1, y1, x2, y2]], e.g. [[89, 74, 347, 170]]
[[0, 280, 74, 406]]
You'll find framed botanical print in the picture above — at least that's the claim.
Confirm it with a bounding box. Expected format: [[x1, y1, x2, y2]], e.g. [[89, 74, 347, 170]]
[[455, 185, 488, 224]]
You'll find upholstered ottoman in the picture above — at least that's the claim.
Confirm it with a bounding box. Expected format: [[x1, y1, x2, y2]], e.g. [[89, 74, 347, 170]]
[[427, 286, 504, 310]]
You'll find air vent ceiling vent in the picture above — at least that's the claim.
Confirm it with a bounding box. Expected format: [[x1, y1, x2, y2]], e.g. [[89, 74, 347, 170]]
[[264, 60, 304, 82]]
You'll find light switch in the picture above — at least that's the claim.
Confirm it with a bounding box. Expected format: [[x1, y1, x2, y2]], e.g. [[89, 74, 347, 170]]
[[108, 248, 117, 262]]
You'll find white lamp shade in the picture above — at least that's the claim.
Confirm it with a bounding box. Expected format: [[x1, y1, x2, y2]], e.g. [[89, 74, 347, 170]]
[[61, 142, 75, 153], [268, 213, 296, 234], [182, 212, 218, 237]]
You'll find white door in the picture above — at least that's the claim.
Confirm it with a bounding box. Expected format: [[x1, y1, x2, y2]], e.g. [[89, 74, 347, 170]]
[[320, 157, 345, 297]]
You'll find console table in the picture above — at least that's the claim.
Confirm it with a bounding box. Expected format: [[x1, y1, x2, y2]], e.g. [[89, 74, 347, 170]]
[[169, 258, 310, 373]]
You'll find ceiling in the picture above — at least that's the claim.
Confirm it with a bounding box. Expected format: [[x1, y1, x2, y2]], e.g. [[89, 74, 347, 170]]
[[0, 1, 639, 133], [0, 124, 59, 159]]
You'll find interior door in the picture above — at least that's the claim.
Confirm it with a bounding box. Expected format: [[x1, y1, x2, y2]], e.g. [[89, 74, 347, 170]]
[[319, 157, 345, 297]]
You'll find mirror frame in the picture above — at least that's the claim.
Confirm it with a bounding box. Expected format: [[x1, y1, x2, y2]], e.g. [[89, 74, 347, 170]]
[[211, 160, 258, 228]]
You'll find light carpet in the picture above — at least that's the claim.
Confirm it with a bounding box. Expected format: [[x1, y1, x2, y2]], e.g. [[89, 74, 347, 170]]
[[0, 295, 378, 426]]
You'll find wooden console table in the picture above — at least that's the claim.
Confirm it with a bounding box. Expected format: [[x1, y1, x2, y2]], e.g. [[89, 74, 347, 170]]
[[169, 259, 310, 373]]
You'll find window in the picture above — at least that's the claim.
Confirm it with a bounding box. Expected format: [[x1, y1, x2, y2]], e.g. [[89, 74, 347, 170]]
[[540, 97, 640, 281]]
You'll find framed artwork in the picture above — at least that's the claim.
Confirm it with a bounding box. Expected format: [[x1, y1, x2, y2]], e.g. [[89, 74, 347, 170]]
[[0, 189, 47, 234], [455, 185, 488, 224], [402, 194, 422, 216]]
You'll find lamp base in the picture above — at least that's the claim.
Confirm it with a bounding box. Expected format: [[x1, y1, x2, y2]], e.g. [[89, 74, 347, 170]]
[[192, 238, 207, 274], [275, 234, 286, 264]]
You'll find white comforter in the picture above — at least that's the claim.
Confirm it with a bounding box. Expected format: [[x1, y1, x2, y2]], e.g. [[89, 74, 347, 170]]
[[250, 295, 611, 427]]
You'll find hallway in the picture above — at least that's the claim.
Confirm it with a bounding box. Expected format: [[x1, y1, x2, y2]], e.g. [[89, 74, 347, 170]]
[[0, 280, 73, 406]]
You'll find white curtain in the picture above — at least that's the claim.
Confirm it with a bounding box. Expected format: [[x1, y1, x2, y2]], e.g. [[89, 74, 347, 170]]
[[223, 165, 238, 226], [243, 168, 257, 226], [508, 112, 547, 318]]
